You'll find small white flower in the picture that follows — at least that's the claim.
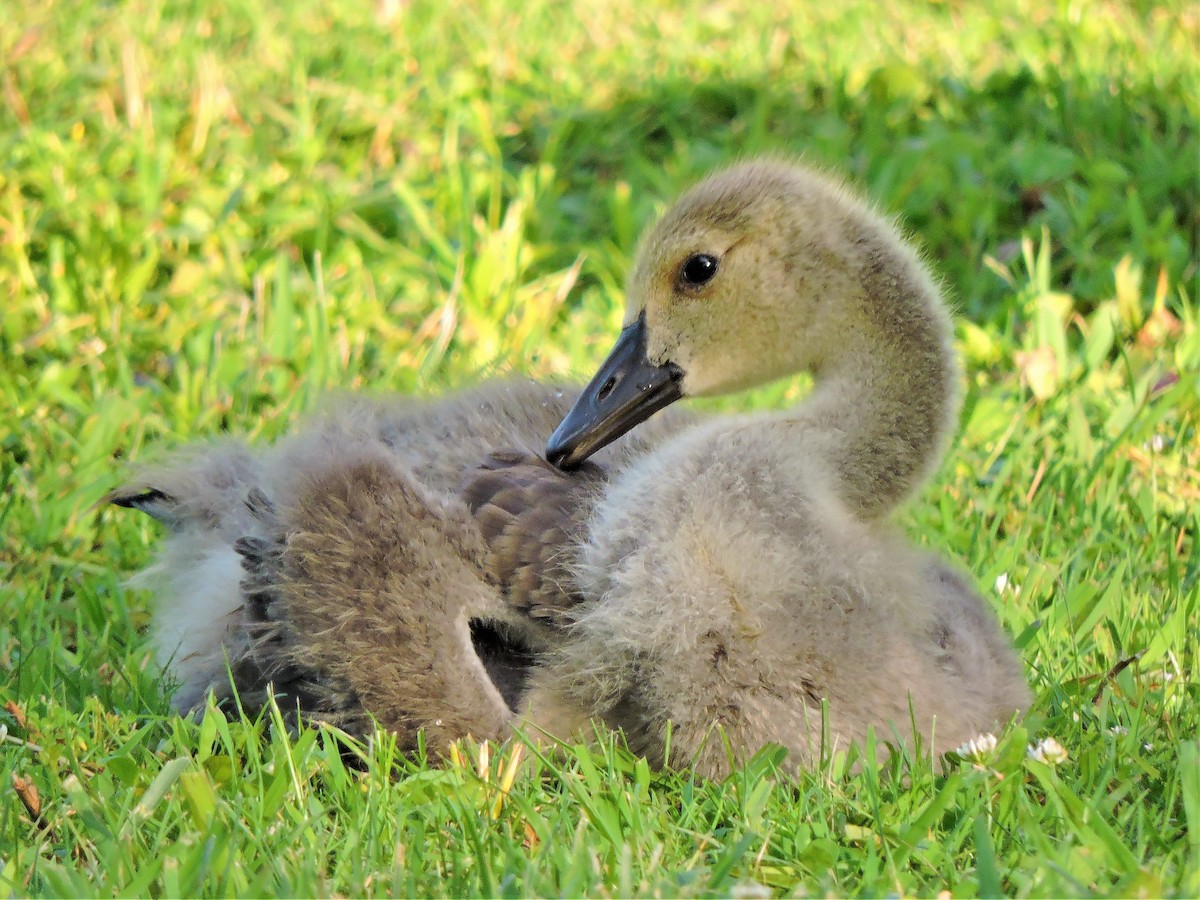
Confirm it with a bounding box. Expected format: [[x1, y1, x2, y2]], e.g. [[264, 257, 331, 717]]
[[993, 573, 1021, 596], [1108, 725, 1128, 736], [730, 882, 772, 899], [956, 732, 998, 762], [1027, 737, 1069, 765]]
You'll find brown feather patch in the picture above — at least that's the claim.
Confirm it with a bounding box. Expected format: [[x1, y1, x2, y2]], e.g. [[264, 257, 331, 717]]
[[462, 452, 606, 627]]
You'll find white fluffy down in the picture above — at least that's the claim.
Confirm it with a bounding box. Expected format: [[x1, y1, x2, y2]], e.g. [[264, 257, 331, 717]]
[[134, 540, 246, 711]]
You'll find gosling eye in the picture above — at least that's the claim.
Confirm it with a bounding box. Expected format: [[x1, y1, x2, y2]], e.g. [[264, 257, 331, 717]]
[[678, 253, 719, 289]]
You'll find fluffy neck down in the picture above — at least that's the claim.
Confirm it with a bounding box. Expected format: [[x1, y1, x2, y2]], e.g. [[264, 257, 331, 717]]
[[792, 226, 958, 520]]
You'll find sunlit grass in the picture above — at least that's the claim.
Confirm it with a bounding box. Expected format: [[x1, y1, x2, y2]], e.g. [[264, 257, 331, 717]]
[[2, 0, 1197, 895]]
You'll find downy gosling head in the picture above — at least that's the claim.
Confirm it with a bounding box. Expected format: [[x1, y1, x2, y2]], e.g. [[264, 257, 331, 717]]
[[547, 159, 956, 519]]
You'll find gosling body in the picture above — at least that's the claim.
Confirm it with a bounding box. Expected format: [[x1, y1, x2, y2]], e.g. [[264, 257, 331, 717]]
[[111, 159, 1029, 776], [502, 160, 1029, 776]]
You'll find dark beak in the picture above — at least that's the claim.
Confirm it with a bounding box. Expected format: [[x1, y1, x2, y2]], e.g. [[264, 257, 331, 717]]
[[546, 313, 684, 469]]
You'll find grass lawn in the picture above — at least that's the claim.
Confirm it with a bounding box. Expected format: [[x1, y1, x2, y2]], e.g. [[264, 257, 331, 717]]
[[2, 0, 1197, 895]]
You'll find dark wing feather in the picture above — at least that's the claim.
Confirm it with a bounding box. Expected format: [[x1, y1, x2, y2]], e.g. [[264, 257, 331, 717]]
[[103, 487, 181, 526], [463, 452, 606, 627]]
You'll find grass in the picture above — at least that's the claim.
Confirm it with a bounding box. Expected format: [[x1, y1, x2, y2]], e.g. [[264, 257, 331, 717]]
[[1, 0, 1197, 894]]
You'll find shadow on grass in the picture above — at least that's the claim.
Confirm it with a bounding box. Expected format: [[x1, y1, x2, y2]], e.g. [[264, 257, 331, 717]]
[[489, 67, 1196, 322]]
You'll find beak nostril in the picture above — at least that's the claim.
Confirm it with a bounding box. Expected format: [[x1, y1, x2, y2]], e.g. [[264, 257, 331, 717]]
[[596, 375, 617, 403]]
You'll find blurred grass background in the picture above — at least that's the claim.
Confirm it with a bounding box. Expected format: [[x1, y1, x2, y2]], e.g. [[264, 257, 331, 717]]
[[1, 0, 1197, 895]]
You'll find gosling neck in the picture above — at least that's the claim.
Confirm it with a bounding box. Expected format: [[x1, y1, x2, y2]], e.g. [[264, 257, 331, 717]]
[[794, 242, 958, 520]]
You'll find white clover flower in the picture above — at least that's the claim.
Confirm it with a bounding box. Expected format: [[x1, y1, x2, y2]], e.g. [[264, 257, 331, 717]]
[[956, 732, 999, 763], [1107, 725, 1128, 736], [993, 573, 1021, 596], [1027, 736, 1069, 765], [730, 882, 772, 899]]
